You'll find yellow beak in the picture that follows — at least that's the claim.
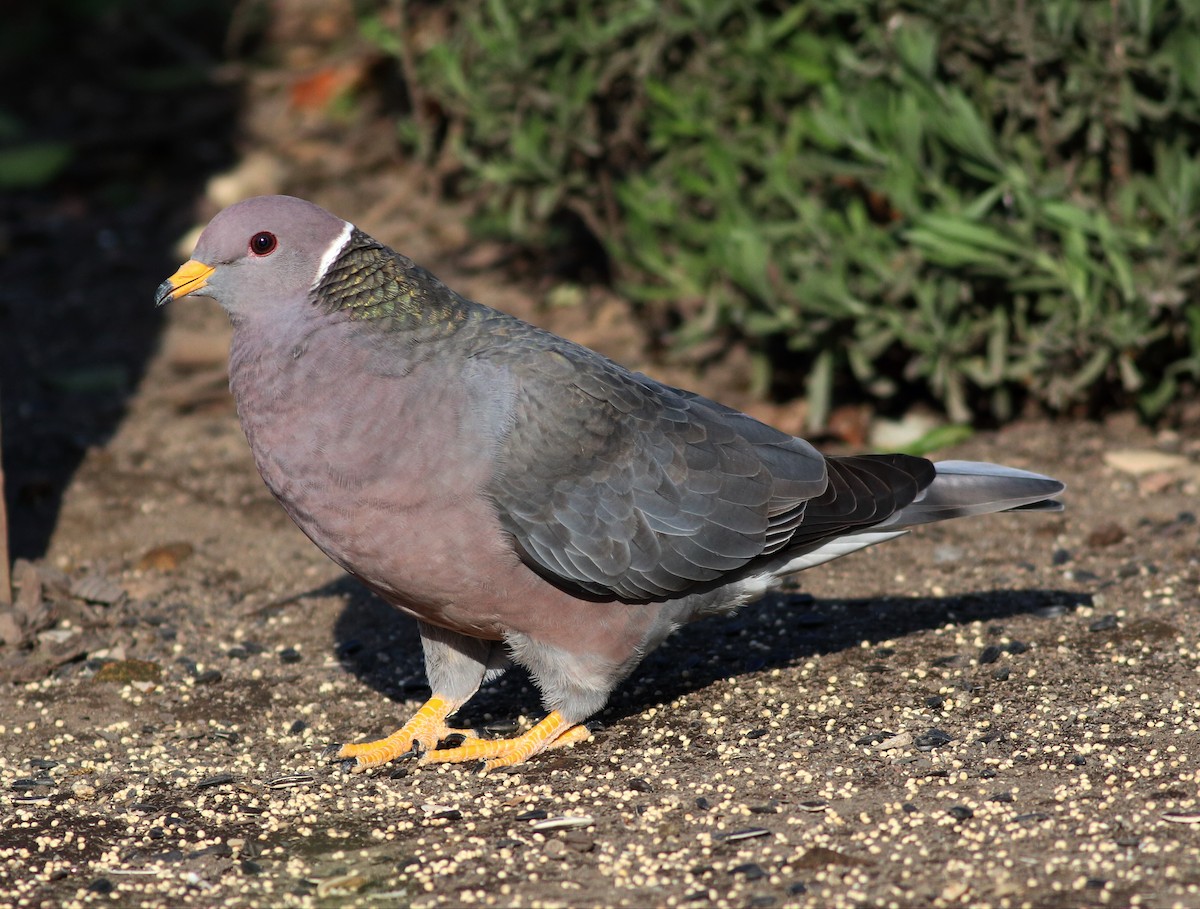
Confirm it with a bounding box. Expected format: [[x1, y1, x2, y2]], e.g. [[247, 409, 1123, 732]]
[[155, 259, 215, 306]]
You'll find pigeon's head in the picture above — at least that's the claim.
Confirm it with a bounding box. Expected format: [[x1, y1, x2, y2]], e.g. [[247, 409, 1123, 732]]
[[155, 195, 352, 323]]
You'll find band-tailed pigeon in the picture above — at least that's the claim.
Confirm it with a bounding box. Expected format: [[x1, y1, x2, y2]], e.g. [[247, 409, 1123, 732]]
[[156, 196, 1064, 770]]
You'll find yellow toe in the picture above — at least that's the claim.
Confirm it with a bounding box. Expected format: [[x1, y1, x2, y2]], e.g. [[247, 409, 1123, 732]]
[[335, 695, 476, 770], [421, 711, 589, 769]]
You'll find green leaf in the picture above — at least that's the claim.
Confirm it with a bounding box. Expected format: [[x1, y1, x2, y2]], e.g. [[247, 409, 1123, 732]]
[[0, 142, 72, 188]]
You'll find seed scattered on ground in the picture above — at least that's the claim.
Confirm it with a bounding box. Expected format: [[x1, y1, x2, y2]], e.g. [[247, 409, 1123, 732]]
[[531, 814, 594, 831], [1161, 811, 1200, 824], [715, 827, 770, 842], [267, 774, 314, 789], [196, 773, 236, 789]]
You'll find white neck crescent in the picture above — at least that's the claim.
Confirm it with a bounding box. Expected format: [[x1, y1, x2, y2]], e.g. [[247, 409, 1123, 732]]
[[311, 220, 354, 291]]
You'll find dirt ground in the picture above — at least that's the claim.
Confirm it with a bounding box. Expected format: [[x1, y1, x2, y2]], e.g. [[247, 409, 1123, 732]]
[[4, 5, 1200, 908]]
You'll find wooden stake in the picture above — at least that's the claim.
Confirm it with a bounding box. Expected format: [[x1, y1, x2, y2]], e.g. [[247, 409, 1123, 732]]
[[0, 397, 10, 608]]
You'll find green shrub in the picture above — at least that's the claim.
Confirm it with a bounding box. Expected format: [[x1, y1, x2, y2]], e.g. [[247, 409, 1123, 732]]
[[365, 0, 1200, 425]]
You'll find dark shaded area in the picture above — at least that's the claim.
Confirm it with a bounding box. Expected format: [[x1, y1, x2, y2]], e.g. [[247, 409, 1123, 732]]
[[0, 1, 244, 559], [329, 576, 1092, 732]]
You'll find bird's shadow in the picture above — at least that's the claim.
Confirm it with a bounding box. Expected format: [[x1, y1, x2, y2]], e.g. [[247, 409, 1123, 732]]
[[324, 578, 1092, 733]]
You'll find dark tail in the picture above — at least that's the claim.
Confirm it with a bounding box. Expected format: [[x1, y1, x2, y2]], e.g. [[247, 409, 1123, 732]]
[[876, 460, 1064, 531]]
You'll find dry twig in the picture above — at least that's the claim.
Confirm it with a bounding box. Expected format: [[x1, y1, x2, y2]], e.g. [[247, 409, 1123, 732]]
[[0, 396, 10, 607]]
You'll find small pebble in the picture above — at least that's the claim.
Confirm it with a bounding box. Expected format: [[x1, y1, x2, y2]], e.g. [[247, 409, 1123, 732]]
[[1089, 615, 1119, 632], [730, 862, 766, 880], [796, 800, 828, 812], [992, 666, 1011, 681], [1085, 523, 1126, 548], [563, 831, 595, 853], [483, 719, 521, 735], [947, 806, 974, 821], [194, 669, 223, 685], [1051, 548, 1072, 566], [515, 809, 548, 821], [914, 728, 953, 750], [279, 647, 303, 664], [855, 731, 892, 746], [1034, 603, 1067, 618], [978, 645, 1002, 664]]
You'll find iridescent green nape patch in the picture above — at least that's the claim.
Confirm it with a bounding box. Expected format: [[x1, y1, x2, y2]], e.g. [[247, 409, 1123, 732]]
[[315, 230, 472, 339]]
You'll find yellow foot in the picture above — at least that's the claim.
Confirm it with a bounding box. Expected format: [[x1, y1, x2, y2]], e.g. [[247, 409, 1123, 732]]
[[422, 710, 591, 770], [334, 695, 477, 771]]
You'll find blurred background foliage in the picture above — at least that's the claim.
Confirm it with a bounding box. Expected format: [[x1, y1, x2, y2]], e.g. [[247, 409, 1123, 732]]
[[362, 0, 1200, 427]]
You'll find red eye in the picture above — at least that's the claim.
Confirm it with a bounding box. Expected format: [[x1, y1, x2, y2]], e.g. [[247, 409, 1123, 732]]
[[249, 231, 277, 256]]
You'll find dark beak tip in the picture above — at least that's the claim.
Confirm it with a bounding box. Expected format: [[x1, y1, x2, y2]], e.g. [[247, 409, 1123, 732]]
[[154, 279, 175, 307]]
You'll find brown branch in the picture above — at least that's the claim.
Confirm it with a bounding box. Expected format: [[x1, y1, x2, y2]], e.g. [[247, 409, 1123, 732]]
[[0, 392, 10, 608]]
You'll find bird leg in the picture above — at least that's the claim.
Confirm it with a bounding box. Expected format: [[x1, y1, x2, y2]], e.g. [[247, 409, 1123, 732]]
[[420, 710, 591, 770], [335, 695, 478, 771]]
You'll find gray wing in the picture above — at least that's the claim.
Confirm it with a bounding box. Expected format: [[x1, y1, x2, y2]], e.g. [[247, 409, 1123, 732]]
[[483, 328, 834, 600]]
